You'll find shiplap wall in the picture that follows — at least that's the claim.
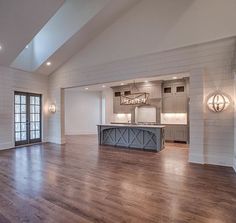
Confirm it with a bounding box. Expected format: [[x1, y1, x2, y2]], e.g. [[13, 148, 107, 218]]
[[189, 69, 205, 164], [48, 37, 236, 167], [234, 73, 236, 172], [0, 66, 49, 150], [203, 66, 234, 166]]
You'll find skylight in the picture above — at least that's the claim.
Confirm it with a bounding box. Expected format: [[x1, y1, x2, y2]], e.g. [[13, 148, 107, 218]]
[[11, 0, 110, 73]]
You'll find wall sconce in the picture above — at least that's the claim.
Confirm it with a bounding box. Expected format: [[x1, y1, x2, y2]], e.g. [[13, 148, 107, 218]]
[[49, 104, 56, 113], [207, 92, 230, 112]]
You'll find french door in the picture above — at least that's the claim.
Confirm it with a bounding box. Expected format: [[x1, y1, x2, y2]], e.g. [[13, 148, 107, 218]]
[[14, 92, 42, 146]]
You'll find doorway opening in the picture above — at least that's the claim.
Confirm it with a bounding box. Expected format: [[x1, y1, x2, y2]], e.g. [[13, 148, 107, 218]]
[[14, 92, 42, 146], [62, 72, 190, 146]]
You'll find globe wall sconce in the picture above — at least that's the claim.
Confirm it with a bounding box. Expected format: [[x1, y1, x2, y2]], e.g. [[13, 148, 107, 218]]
[[207, 92, 230, 112], [49, 104, 56, 113]]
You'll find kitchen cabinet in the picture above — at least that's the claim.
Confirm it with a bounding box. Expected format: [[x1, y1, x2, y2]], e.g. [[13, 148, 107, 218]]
[[162, 79, 188, 113], [174, 95, 188, 113], [163, 80, 187, 95], [139, 83, 161, 99], [162, 97, 174, 113], [112, 81, 162, 114], [162, 96, 188, 113], [113, 96, 132, 114], [165, 125, 174, 140], [164, 125, 188, 143]]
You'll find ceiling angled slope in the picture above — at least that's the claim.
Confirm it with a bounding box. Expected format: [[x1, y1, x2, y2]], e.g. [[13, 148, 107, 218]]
[[11, 0, 112, 73], [11, 0, 140, 75], [36, 0, 141, 75], [36, 0, 140, 75], [0, 0, 64, 66]]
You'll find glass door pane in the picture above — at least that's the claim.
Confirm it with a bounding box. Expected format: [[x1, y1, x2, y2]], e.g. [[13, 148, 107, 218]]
[[29, 94, 41, 143], [14, 93, 28, 146]]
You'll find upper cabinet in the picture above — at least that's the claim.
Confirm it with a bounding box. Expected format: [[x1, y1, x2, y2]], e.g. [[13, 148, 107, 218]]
[[112, 81, 162, 114], [162, 79, 189, 113], [139, 82, 162, 99], [163, 80, 186, 96]]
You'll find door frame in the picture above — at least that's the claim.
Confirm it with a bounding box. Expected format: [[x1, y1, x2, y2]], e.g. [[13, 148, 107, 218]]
[[14, 91, 42, 146]]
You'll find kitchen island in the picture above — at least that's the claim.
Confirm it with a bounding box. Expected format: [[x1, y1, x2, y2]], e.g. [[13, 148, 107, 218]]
[[97, 124, 165, 151]]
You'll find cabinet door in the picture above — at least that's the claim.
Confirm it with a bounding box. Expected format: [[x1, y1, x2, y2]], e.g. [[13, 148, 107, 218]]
[[151, 85, 161, 99], [165, 126, 174, 140], [139, 85, 161, 99], [174, 96, 187, 113], [162, 97, 174, 113], [173, 82, 186, 96], [163, 85, 172, 98], [174, 126, 188, 142], [113, 97, 121, 114]]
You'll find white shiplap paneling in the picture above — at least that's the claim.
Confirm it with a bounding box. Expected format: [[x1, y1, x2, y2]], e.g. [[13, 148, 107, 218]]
[[48, 37, 236, 168], [0, 66, 48, 150]]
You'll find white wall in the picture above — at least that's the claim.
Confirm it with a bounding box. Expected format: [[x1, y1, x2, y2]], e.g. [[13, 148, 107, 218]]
[[102, 88, 113, 124], [234, 74, 236, 172], [65, 89, 102, 135], [0, 65, 48, 150], [189, 67, 235, 167], [47, 0, 236, 169], [48, 37, 236, 168]]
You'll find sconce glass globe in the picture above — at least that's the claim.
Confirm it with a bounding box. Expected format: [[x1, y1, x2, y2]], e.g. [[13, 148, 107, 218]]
[[49, 104, 56, 113], [207, 93, 230, 112]]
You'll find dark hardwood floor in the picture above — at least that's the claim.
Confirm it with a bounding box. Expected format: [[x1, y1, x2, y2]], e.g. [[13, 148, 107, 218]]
[[0, 135, 236, 223]]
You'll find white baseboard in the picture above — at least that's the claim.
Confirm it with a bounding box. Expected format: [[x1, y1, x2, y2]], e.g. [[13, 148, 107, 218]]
[[204, 154, 233, 167], [233, 158, 236, 172], [47, 137, 64, 144], [0, 142, 14, 150], [189, 152, 235, 170], [188, 153, 204, 164]]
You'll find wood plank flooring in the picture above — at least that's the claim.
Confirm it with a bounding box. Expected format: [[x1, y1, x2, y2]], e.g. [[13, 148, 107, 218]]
[[0, 135, 236, 223]]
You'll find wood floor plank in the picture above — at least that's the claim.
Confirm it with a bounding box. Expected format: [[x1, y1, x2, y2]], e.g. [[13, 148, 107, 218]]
[[0, 135, 235, 223]]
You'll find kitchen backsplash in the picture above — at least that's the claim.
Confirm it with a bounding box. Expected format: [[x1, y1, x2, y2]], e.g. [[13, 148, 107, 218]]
[[161, 113, 187, 125], [112, 113, 131, 123]]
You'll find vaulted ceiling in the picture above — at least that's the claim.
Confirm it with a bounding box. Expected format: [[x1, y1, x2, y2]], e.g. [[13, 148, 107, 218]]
[[0, 0, 140, 75], [0, 0, 64, 66]]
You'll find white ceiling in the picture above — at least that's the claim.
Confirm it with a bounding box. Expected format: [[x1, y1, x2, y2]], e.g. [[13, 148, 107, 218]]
[[11, 0, 111, 73], [36, 0, 141, 75], [1, 0, 140, 75], [0, 0, 64, 66]]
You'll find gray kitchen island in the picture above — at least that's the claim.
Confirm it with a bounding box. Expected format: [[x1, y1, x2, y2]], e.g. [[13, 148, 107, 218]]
[[97, 124, 165, 151]]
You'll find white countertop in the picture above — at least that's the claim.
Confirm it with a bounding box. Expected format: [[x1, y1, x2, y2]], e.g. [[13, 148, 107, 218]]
[[97, 124, 165, 128]]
